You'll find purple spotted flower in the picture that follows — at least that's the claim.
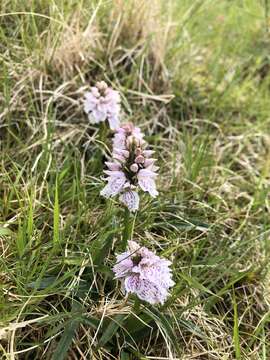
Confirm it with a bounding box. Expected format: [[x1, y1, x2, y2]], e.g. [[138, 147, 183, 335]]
[[100, 123, 159, 211], [113, 241, 174, 305], [84, 81, 120, 130]]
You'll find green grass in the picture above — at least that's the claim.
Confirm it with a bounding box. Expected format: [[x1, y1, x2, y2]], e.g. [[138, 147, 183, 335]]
[[1, 0, 270, 358]]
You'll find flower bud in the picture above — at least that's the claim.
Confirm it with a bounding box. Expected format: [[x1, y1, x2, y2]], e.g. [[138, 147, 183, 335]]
[[122, 123, 134, 134], [96, 81, 108, 91], [130, 163, 139, 173], [135, 155, 145, 164]]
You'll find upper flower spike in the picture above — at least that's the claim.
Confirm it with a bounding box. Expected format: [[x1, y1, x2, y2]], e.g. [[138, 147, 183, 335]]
[[113, 241, 175, 305], [84, 81, 121, 130], [100, 123, 159, 211]]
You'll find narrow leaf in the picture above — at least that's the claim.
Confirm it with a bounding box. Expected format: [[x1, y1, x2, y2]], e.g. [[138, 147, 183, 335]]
[[52, 319, 80, 360], [0, 227, 13, 236], [144, 307, 181, 356], [98, 314, 126, 347], [233, 289, 241, 359], [53, 176, 60, 247]]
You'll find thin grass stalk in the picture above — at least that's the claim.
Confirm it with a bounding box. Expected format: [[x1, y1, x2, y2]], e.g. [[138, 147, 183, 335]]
[[265, 0, 269, 33]]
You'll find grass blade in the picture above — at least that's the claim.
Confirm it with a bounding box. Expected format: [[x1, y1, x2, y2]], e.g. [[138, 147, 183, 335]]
[[53, 175, 60, 248], [51, 319, 80, 360], [233, 289, 241, 360], [98, 314, 126, 348]]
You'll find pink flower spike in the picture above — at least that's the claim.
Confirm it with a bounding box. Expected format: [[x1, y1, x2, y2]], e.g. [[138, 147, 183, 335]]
[[100, 122, 159, 211], [84, 81, 121, 130], [113, 241, 174, 305]]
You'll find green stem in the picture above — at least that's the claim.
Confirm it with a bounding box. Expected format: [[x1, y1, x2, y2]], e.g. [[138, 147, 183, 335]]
[[121, 208, 133, 250], [99, 121, 108, 144], [93, 122, 108, 173]]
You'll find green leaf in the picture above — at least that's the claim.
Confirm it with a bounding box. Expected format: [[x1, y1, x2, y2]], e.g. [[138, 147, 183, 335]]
[[120, 351, 130, 360], [179, 272, 217, 297], [80, 315, 99, 329], [53, 175, 60, 247], [27, 191, 33, 238], [233, 289, 241, 360], [98, 314, 126, 347], [27, 276, 58, 289], [51, 319, 80, 360], [45, 313, 98, 341], [91, 228, 117, 265], [178, 318, 206, 339], [16, 221, 26, 258], [143, 307, 181, 356], [0, 227, 13, 236], [124, 313, 153, 335], [94, 264, 114, 278]]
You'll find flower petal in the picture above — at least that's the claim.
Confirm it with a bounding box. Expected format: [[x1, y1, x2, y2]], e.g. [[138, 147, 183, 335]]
[[105, 162, 121, 171], [92, 109, 107, 123], [100, 175, 127, 198], [108, 115, 120, 130], [113, 252, 133, 278], [119, 190, 140, 212], [138, 177, 158, 197], [124, 276, 168, 305]]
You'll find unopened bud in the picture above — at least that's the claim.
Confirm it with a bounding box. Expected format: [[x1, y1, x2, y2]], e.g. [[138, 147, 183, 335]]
[[135, 155, 145, 164], [122, 122, 134, 134], [96, 81, 108, 91], [130, 163, 139, 172]]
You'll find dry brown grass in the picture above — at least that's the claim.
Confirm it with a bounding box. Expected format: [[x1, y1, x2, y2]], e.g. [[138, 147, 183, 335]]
[[47, 12, 102, 78]]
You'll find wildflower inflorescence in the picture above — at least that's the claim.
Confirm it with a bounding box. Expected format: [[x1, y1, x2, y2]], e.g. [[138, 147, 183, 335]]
[[82, 80, 174, 305], [100, 123, 159, 211], [84, 81, 120, 130], [113, 241, 174, 305]]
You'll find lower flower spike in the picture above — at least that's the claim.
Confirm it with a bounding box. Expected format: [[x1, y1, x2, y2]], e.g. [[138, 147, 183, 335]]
[[113, 241, 174, 305]]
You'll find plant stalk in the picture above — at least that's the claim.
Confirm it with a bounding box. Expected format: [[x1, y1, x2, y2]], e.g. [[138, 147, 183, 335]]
[[121, 208, 133, 250]]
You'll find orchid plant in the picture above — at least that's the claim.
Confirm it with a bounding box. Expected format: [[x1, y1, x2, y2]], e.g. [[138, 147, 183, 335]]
[[83, 81, 174, 308]]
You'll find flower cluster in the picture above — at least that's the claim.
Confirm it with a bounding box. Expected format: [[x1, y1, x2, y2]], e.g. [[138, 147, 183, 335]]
[[100, 123, 159, 211], [83, 80, 174, 305], [113, 241, 174, 305], [84, 81, 120, 130]]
